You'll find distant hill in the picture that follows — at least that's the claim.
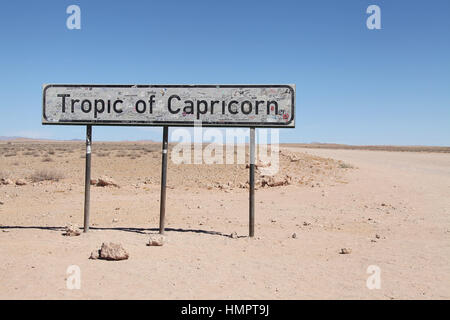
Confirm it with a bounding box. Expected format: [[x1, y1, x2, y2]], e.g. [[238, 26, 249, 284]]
[[0, 136, 154, 143], [0, 136, 37, 141]]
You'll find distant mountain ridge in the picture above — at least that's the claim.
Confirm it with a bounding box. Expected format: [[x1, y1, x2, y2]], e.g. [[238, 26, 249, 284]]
[[0, 136, 154, 142], [0, 136, 37, 140]]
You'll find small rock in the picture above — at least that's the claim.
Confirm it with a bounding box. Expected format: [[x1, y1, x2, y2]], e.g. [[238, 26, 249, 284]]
[[1, 178, 13, 185], [96, 176, 119, 187], [230, 232, 238, 239], [90, 179, 98, 185], [292, 233, 297, 239], [147, 235, 165, 246], [89, 250, 100, 260], [15, 179, 27, 186], [112, 218, 119, 223], [218, 183, 230, 190], [239, 182, 248, 189], [339, 248, 352, 254], [260, 175, 291, 187], [375, 234, 381, 239], [99, 242, 129, 260], [63, 224, 81, 236], [0, 201, 4, 205]]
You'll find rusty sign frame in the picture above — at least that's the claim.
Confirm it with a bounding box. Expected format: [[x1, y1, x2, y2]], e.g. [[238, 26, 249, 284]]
[[42, 84, 295, 128], [42, 84, 296, 237]]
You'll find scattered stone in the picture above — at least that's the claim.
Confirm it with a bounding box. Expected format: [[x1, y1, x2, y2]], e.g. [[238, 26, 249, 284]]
[[147, 235, 165, 246], [1, 178, 13, 185], [96, 176, 119, 187], [112, 218, 119, 223], [218, 183, 230, 190], [339, 248, 352, 254], [63, 224, 81, 236], [98, 242, 129, 260], [246, 160, 272, 169], [0, 201, 4, 205], [292, 233, 297, 239], [230, 232, 238, 239], [90, 179, 98, 185], [375, 234, 381, 239], [239, 182, 248, 189], [15, 179, 27, 186], [260, 175, 291, 187], [89, 249, 100, 260]]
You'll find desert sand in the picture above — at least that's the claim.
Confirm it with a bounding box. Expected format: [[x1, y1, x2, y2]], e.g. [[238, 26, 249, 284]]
[[0, 141, 449, 299]]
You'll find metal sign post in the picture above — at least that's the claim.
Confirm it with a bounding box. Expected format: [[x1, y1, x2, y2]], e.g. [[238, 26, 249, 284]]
[[42, 84, 295, 237], [249, 127, 255, 237], [83, 125, 92, 232], [159, 126, 169, 234]]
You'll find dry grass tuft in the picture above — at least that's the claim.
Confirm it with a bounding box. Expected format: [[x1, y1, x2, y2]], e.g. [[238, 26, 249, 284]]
[[29, 169, 64, 182], [338, 162, 354, 169]]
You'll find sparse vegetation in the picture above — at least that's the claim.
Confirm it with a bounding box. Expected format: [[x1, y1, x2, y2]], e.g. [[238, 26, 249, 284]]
[[29, 169, 64, 182], [4, 153, 17, 157], [338, 162, 354, 169], [23, 151, 37, 156], [96, 152, 110, 157]]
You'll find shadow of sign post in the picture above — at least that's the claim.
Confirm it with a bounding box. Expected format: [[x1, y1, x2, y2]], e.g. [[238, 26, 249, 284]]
[[42, 84, 296, 237]]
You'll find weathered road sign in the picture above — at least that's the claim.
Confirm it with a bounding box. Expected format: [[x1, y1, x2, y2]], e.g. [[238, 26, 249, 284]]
[[42, 84, 295, 127]]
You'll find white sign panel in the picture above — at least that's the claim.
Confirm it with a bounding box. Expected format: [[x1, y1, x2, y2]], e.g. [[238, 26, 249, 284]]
[[42, 85, 295, 127]]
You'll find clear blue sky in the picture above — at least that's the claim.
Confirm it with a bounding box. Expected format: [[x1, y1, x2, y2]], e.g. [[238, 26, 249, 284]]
[[0, 0, 449, 145]]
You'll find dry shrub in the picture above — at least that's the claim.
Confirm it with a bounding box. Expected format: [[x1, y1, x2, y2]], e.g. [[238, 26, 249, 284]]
[[29, 169, 64, 182], [338, 162, 354, 169], [96, 152, 110, 157]]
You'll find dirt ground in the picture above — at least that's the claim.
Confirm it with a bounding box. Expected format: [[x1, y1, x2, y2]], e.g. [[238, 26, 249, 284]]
[[0, 141, 449, 299]]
